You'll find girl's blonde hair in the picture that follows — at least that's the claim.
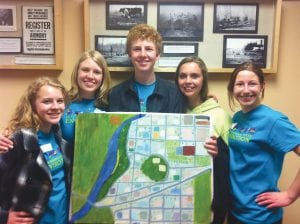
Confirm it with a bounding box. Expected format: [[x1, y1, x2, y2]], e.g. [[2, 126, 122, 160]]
[[68, 50, 111, 106], [6, 77, 67, 133]]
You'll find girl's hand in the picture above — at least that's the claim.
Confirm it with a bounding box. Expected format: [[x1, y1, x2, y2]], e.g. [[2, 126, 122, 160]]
[[7, 210, 35, 224], [256, 191, 293, 209], [204, 135, 218, 158], [0, 130, 13, 152]]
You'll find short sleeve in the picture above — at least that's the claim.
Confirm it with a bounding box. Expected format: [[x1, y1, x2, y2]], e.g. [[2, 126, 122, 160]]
[[268, 117, 300, 153]]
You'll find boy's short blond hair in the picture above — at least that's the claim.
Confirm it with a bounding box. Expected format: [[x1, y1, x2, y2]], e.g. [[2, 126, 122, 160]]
[[126, 24, 162, 56]]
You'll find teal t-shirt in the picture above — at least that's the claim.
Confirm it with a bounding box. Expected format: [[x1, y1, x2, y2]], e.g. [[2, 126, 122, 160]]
[[228, 105, 300, 224], [37, 130, 68, 224], [134, 81, 156, 112], [60, 98, 97, 142]]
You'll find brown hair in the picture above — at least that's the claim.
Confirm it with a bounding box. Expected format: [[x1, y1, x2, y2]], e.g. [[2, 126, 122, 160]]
[[126, 24, 162, 56], [6, 77, 67, 133], [227, 62, 265, 110], [175, 56, 209, 103]]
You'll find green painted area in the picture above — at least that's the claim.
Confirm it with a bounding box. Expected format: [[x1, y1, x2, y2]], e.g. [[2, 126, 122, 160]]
[[141, 155, 168, 181], [72, 113, 134, 223], [194, 170, 212, 224]]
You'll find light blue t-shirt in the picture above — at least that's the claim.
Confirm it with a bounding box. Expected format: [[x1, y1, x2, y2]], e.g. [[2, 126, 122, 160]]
[[134, 81, 156, 112], [60, 98, 99, 142], [228, 104, 300, 224], [37, 130, 68, 224]]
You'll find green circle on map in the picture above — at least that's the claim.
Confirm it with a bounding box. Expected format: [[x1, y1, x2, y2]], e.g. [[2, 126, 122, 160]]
[[141, 155, 168, 181]]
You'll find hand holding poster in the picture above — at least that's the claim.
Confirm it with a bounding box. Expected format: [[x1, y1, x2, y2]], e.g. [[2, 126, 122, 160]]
[[22, 6, 54, 54]]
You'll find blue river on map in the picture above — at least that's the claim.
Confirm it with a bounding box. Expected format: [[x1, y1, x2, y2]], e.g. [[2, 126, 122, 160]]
[[71, 114, 145, 222]]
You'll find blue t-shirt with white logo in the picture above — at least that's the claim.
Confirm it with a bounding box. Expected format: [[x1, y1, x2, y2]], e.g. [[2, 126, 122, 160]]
[[60, 98, 99, 143], [228, 104, 300, 224]]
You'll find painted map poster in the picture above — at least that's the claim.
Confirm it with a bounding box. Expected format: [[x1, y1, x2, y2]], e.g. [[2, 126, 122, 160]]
[[71, 112, 212, 224]]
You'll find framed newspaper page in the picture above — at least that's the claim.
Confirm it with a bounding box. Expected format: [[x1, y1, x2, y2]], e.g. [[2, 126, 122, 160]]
[[22, 6, 54, 54]]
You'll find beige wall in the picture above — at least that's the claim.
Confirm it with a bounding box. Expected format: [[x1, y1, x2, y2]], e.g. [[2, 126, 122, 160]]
[[0, 0, 299, 223]]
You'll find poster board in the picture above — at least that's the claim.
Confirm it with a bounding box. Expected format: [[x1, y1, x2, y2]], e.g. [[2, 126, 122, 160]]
[[71, 112, 213, 224]]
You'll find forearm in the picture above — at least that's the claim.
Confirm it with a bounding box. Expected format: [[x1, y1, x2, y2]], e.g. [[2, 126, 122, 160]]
[[286, 168, 300, 203], [255, 148, 300, 208]]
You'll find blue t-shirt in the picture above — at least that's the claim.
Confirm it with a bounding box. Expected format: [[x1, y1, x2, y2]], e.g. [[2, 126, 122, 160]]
[[60, 99, 98, 142], [37, 130, 68, 224], [228, 105, 300, 224], [134, 81, 156, 112]]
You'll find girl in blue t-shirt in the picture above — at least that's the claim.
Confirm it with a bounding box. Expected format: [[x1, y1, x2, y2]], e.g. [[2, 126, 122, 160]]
[[0, 77, 71, 224], [227, 62, 300, 224], [60, 50, 112, 143]]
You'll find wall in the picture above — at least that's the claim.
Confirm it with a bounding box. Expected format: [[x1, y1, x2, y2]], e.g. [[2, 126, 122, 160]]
[[0, 0, 299, 223]]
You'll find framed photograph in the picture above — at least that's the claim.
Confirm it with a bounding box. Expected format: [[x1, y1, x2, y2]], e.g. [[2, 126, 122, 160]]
[[157, 3, 204, 41], [0, 5, 17, 31], [223, 35, 268, 68], [106, 1, 147, 30], [95, 35, 131, 67], [0, 37, 21, 53], [214, 3, 258, 34]]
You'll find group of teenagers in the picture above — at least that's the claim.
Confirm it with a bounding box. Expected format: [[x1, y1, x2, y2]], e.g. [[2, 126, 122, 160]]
[[0, 23, 299, 224]]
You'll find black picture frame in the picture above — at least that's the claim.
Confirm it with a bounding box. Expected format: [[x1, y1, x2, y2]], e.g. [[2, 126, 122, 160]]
[[157, 3, 204, 41], [213, 3, 259, 34], [95, 35, 131, 67], [106, 1, 147, 30], [223, 35, 268, 68]]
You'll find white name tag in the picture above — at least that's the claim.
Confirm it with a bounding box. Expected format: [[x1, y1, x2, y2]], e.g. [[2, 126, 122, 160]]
[[40, 143, 53, 153]]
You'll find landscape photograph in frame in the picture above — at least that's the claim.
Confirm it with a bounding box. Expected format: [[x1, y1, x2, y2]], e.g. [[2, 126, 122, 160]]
[[213, 3, 259, 34], [106, 1, 147, 30], [223, 35, 268, 68], [157, 3, 204, 41], [95, 35, 131, 67]]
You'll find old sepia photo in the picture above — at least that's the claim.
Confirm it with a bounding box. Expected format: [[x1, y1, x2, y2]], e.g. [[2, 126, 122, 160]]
[[157, 3, 204, 41], [106, 1, 147, 30], [214, 3, 258, 33], [95, 35, 131, 66], [223, 35, 267, 68], [0, 5, 17, 31]]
